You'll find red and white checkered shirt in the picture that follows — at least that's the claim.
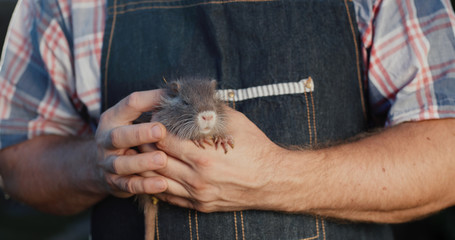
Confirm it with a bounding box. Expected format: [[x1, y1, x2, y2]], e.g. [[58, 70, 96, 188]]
[[1, 0, 455, 149]]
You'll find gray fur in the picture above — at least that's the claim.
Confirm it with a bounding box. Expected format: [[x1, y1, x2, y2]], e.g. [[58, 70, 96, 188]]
[[153, 78, 227, 140]]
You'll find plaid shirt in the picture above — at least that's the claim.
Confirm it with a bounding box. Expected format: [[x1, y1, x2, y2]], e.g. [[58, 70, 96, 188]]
[[1, 0, 455, 149]]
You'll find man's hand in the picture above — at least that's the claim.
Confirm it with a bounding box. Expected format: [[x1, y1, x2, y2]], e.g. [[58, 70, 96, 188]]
[[0, 89, 171, 215], [94, 90, 170, 198], [147, 107, 455, 223], [151, 108, 289, 212]]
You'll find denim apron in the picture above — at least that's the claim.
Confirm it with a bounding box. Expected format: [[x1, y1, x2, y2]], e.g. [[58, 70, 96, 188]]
[[92, 0, 394, 239]]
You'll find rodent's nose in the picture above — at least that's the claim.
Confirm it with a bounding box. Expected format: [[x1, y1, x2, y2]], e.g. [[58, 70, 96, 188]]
[[197, 111, 217, 134], [199, 111, 216, 122], [202, 115, 213, 121]]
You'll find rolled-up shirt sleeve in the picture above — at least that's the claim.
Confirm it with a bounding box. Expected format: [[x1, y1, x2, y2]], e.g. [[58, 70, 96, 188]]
[[355, 0, 455, 127], [0, 0, 92, 150]]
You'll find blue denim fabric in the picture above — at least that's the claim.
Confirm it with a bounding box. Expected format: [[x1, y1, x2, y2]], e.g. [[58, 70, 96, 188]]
[[93, 0, 393, 239]]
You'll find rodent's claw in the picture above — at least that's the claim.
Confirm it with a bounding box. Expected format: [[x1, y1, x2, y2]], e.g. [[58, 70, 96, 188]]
[[213, 136, 221, 150], [216, 135, 235, 154], [192, 139, 206, 149], [222, 142, 228, 154], [203, 138, 214, 146], [193, 136, 234, 154], [227, 136, 235, 149]]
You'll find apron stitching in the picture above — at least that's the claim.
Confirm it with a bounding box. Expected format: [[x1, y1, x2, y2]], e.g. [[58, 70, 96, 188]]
[[110, 0, 276, 14], [321, 218, 326, 240], [188, 210, 193, 240], [300, 216, 319, 240], [310, 91, 317, 144], [240, 211, 245, 240], [344, 0, 367, 120], [103, 0, 119, 110], [234, 212, 239, 240], [108, 0, 274, 10], [195, 211, 200, 240], [303, 90, 312, 145]]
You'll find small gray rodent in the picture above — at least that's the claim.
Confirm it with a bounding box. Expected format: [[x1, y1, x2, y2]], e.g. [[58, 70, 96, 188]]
[[153, 77, 234, 151], [140, 77, 234, 240]]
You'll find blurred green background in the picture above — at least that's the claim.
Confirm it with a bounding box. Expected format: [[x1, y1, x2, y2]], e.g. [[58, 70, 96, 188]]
[[0, 0, 455, 239]]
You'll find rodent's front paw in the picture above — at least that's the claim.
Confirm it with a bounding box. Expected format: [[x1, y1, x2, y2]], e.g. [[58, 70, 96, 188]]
[[192, 135, 235, 154], [213, 135, 235, 154]]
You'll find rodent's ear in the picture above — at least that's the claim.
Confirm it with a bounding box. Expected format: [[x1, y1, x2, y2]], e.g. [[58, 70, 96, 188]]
[[210, 79, 217, 89], [169, 82, 181, 94]]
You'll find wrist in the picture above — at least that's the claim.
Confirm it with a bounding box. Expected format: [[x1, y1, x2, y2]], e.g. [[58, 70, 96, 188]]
[[261, 146, 326, 213], [70, 137, 109, 198]]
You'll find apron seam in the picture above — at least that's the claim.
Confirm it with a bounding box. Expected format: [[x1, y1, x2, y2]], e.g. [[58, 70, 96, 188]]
[[300, 216, 320, 240], [310, 91, 317, 145], [108, 0, 276, 14], [303, 90, 313, 146], [344, 0, 368, 120], [103, 0, 119, 110]]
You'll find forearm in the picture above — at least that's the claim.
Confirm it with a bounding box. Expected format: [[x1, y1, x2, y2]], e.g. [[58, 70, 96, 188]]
[[0, 135, 107, 215], [0, 91, 169, 216], [275, 119, 455, 223]]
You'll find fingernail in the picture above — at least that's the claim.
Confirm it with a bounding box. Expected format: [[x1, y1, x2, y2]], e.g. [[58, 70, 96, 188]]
[[155, 180, 166, 191], [151, 125, 162, 139], [153, 153, 165, 166]]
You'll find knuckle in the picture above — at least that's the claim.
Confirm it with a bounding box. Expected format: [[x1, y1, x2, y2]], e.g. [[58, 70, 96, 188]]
[[109, 155, 120, 174], [189, 184, 215, 204], [113, 177, 127, 192], [117, 179, 128, 192], [104, 173, 116, 190], [115, 177, 133, 193], [194, 190, 215, 204], [134, 126, 148, 143], [126, 92, 140, 109], [195, 203, 213, 213], [155, 140, 167, 151], [159, 194, 169, 203], [155, 140, 172, 154], [99, 111, 109, 124], [109, 128, 121, 148], [139, 180, 148, 194], [126, 180, 136, 193], [193, 157, 212, 167], [188, 178, 205, 190], [195, 194, 210, 204], [144, 180, 161, 194]]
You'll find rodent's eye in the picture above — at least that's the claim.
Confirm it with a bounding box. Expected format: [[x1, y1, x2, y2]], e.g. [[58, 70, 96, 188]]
[[181, 100, 190, 106]]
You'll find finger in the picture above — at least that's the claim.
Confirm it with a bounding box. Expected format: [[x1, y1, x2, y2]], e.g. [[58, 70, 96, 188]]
[[138, 142, 158, 153], [111, 174, 167, 195], [125, 148, 138, 155], [155, 193, 195, 209], [139, 169, 192, 199], [139, 170, 160, 178], [156, 133, 198, 162], [152, 155, 196, 199], [111, 191, 134, 198], [137, 154, 196, 198], [103, 151, 167, 175], [155, 154, 195, 187], [108, 90, 165, 123], [103, 122, 166, 149]]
